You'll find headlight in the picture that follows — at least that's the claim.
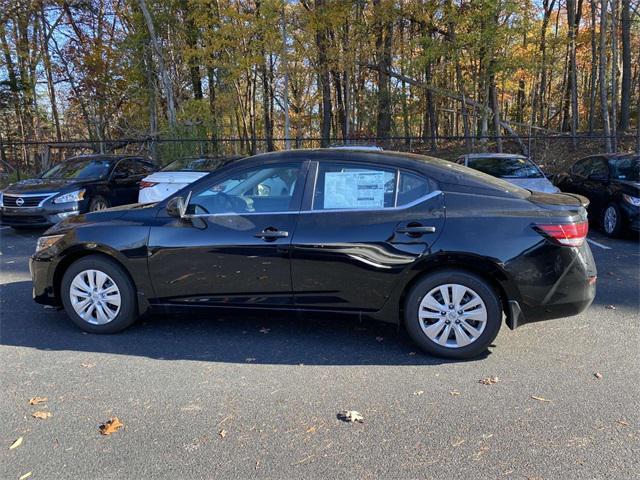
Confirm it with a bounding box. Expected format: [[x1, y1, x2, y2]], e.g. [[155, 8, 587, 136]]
[[53, 189, 85, 204], [622, 194, 640, 207], [35, 234, 65, 253]]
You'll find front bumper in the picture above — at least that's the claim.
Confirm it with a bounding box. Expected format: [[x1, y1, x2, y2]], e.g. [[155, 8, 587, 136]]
[[1, 203, 82, 227], [620, 202, 640, 232], [30, 253, 59, 306]]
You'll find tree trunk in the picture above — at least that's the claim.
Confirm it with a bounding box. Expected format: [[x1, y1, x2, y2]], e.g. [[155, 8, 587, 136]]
[[314, 0, 332, 147], [179, 0, 202, 99], [619, 0, 631, 130], [39, 7, 62, 142], [610, 0, 618, 151], [374, 0, 392, 142], [599, 0, 612, 152], [566, 0, 583, 149], [138, 0, 177, 130], [588, 0, 598, 133]]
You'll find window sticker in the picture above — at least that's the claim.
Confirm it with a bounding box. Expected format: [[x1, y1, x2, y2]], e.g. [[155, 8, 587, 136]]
[[323, 171, 386, 209]]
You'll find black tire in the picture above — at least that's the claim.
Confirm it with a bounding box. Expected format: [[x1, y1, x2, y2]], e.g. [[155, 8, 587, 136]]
[[60, 255, 138, 333], [404, 269, 502, 359], [89, 196, 110, 212], [601, 202, 624, 238]]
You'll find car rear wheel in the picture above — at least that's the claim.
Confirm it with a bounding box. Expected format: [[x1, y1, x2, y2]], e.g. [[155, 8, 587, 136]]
[[602, 203, 623, 238], [61, 255, 138, 333], [404, 270, 502, 359], [89, 196, 109, 212]]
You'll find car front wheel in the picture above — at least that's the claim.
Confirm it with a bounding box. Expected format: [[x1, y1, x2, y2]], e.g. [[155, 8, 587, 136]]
[[404, 270, 502, 359], [602, 203, 623, 238], [61, 255, 138, 333]]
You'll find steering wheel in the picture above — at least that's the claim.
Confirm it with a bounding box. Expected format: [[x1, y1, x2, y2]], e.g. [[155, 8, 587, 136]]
[[193, 191, 248, 214]]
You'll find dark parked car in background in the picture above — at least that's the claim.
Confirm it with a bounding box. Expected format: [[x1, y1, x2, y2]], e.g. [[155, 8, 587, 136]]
[[456, 153, 559, 193], [0, 154, 156, 229], [30, 149, 596, 359], [554, 153, 639, 237]]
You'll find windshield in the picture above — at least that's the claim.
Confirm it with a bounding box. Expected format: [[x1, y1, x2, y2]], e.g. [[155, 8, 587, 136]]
[[162, 157, 229, 172], [609, 156, 639, 181], [467, 156, 543, 179], [41, 158, 112, 180]]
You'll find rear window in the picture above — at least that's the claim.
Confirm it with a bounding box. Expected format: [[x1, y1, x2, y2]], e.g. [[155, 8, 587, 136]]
[[467, 156, 543, 179]]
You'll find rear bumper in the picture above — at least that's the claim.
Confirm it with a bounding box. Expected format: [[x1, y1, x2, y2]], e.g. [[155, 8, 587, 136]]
[[505, 241, 597, 329]]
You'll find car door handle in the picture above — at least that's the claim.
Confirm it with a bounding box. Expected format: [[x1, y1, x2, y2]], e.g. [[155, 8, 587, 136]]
[[255, 228, 289, 240], [396, 225, 436, 235]]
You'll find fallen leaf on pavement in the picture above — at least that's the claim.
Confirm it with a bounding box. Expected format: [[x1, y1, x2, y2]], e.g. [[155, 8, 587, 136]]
[[530, 395, 552, 403], [450, 390, 461, 396], [19, 472, 32, 480], [479, 376, 499, 385], [593, 372, 603, 379], [259, 328, 270, 334], [616, 420, 629, 427], [99, 417, 124, 435], [9, 437, 23, 450], [31, 411, 52, 420], [306, 426, 316, 433], [337, 410, 364, 423], [245, 358, 256, 363], [81, 362, 96, 368], [28, 397, 47, 405], [413, 390, 424, 396], [605, 304, 616, 310], [218, 429, 227, 438], [452, 439, 465, 447]]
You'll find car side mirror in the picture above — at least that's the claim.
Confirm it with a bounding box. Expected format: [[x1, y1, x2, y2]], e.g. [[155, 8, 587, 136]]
[[111, 171, 128, 182], [166, 196, 186, 218]]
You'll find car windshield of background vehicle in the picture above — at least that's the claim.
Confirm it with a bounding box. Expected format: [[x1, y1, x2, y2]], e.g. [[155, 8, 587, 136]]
[[187, 164, 300, 215], [609, 156, 640, 181], [468, 157, 543, 179], [40, 158, 112, 179], [162, 157, 227, 172]]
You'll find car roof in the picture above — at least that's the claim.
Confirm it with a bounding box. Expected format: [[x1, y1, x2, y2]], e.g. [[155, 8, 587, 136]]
[[459, 153, 528, 160], [65, 154, 152, 162], [223, 149, 530, 199], [579, 152, 639, 160]]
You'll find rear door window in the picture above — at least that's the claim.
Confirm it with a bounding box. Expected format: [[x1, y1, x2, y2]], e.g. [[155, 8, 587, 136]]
[[313, 163, 396, 210], [397, 171, 430, 206]]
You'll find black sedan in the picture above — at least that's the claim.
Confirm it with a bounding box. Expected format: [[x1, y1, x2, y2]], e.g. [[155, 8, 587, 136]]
[[0, 154, 156, 229], [554, 153, 640, 237], [30, 150, 596, 359]]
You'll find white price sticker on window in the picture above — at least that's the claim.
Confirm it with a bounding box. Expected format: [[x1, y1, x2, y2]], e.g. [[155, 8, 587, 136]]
[[324, 171, 385, 209]]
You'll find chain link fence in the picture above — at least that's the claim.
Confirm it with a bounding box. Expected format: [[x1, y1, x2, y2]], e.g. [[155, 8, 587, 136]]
[[1, 134, 638, 183]]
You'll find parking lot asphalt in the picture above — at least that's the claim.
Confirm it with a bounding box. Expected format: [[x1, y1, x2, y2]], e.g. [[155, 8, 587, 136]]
[[1, 226, 638, 480]]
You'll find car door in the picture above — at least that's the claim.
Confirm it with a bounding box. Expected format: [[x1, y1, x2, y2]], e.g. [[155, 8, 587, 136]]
[[109, 159, 141, 206], [580, 156, 610, 215], [290, 160, 445, 312], [147, 160, 308, 307]]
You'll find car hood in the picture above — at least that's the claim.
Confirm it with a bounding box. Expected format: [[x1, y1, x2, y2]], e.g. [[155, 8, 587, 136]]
[[43, 202, 156, 236], [3, 177, 94, 194], [143, 171, 207, 184], [503, 177, 559, 194]]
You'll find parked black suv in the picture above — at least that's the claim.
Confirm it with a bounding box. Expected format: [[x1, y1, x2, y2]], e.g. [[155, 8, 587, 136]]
[[0, 154, 156, 229]]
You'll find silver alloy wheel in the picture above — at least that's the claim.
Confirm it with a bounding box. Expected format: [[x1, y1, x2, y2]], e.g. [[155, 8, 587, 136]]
[[69, 269, 121, 325], [91, 200, 108, 212], [418, 283, 487, 348], [604, 206, 617, 234]]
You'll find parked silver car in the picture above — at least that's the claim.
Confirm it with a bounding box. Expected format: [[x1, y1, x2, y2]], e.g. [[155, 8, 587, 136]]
[[457, 153, 559, 194]]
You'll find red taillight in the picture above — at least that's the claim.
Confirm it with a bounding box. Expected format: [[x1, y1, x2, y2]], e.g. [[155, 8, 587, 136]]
[[139, 180, 158, 190], [535, 222, 588, 247]]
